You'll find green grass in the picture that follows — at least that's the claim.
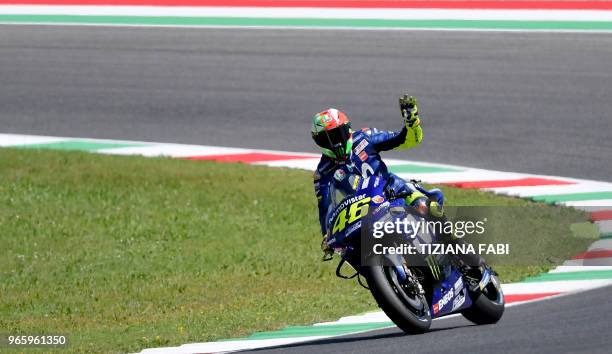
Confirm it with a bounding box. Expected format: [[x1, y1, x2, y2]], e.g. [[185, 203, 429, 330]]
[[0, 149, 593, 353]]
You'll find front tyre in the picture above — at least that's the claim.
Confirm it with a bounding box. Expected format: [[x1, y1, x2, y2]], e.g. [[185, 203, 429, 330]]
[[461, 274, 505, 325], [364, 265, 431, 334]]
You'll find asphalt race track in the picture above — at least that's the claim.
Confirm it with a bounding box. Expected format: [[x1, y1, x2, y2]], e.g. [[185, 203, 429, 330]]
[[1, 26, 611, 181], [1, 25, 612, 353], [249, 285, 612, 354]]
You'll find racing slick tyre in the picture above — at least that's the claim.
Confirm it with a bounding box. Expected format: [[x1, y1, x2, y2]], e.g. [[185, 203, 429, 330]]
[[461, 274, 505, 325], [364, 265, 431, 334]]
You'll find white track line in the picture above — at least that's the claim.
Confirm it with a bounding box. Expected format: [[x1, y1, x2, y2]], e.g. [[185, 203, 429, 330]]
[[562, 199, 612, 207], [487, 183, 612, 197], [501, 279, 612, 293], [563, 258, 612, 266], [549, 265, 612, 273], [254, 158, 321, 170], [586, 239, 612, 250], [98, 144, 253, 158], [2, 6, 612, 22], [394, 170, 524, 184], [139, 336, 333, 354], [596, 220, 612, 233], [0, 133, 65, 146]]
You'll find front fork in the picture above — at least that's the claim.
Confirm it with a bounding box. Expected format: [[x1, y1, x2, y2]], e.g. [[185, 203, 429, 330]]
[[389, 253, 425, 296]]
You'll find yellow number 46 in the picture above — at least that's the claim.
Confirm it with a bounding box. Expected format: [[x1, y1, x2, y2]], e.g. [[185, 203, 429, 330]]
[[332, 197, 371, 234]]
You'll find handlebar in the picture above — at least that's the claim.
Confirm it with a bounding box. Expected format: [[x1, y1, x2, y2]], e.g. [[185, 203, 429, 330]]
[[384, 179, 423, 200], [384, 189, 412, 200]]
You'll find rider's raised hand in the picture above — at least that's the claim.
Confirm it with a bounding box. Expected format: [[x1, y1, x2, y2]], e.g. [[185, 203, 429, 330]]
[[399, 94, 420, 128]]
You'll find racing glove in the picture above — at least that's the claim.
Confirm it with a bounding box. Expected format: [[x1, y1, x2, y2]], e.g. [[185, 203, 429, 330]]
[[399, 95, 420, 128], [321, 235, 334, 261]]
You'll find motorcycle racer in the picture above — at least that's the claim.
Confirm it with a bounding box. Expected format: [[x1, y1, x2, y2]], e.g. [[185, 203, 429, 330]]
[[312, 95, 434, 238], [311, 95, 483, 276]]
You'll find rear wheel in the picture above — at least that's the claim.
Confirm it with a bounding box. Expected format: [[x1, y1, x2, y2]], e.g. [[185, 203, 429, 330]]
[[461, 274, 505, 325], [364, 265, 431, 334]]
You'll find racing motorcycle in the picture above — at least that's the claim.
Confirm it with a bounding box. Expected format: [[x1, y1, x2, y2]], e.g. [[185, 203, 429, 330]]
[[324, 175, 504, 333]]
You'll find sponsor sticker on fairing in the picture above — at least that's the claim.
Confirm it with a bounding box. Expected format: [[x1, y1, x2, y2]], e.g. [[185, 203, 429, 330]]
[[451, 294, 465, 311], [373, 201, 390, 215], [436, 289, 454, 313], [345, 221, 362, 235], [454, 277, 463, 293], [372, 195, 384, 204], [329, 193, 367, 222]]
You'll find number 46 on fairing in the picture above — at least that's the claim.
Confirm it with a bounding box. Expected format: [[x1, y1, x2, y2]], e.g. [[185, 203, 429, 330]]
[[332, 197, 371, 233]]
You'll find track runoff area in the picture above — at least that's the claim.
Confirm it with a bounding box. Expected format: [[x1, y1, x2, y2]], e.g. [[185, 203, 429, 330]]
[[1, 133, 611, 353], [0, 1, 611, 31]]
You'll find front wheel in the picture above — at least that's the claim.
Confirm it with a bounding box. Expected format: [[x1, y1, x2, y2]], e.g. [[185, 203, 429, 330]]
[[364, 265, 431, 334], [461, 274, 505, 325]]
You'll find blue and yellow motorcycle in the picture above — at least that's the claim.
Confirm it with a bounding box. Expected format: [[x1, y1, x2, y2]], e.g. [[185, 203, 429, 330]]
[[324, 175, 505, 333]]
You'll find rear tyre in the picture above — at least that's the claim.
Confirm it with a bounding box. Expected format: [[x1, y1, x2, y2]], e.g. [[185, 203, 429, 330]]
[[364, 265, 431, 334], [461, 274, 505, 325]]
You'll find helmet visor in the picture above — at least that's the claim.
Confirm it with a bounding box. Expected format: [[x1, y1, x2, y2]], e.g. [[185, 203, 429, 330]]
[[313, 124, 351, 151]]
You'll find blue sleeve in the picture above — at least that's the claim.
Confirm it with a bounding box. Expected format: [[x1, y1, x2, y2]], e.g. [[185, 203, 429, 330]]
[[314, 169, 331, 235], [366, 125, 422, 152], [367, 127, 408, 152]]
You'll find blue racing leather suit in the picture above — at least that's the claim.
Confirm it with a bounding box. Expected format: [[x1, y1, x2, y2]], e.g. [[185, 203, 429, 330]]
[[314, 126, 425, 235]]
